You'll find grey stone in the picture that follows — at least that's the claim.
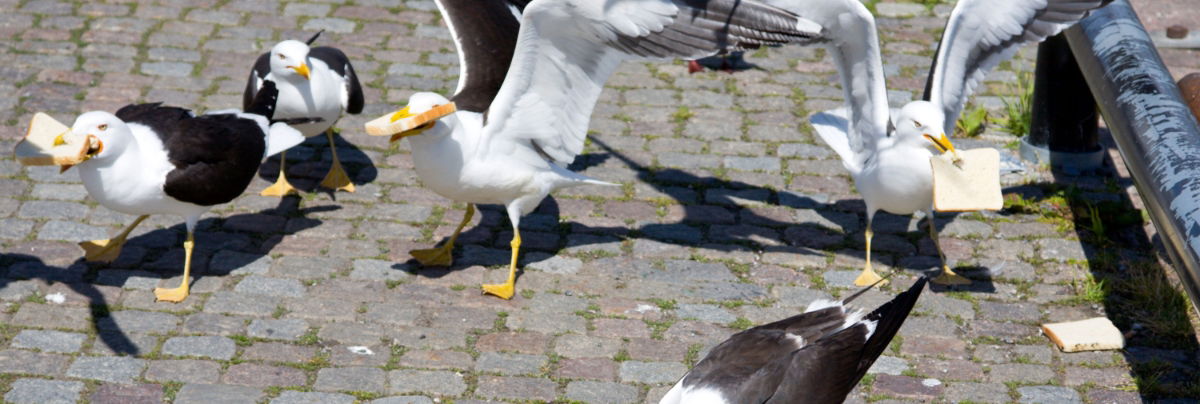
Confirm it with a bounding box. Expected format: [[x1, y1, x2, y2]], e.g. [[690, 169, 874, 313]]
[[527, 255, 583, 274], [370, 397, 435, 404], [675, 304, 737, 324], [18, 201, 88, 220], [944, 382, 1011, 404], [1018, 386, 1083, 404], [234, 275, 305, 297], [66, 356, 146, 383], [475, 352, 547, 376], [162, 336, 236, 360], [350, 259, 411, 281], [867, 356, 909, 376], [247, 318, 309, 341], [142, 61, 193, 76], [565, 381, 639, 404], [209, 250, 272, 275], [174, 384, 263, 404], [145, 359, 221, 384], [4, 378, 84, 404], [619, 361, 688, 384], [12, 330, 87, 353], [388, 369, 467, 396], [37, 220, 110, 241], [98, 310, 179, 334], [271, 391, 356, 404], [315, 367, 386, 393]]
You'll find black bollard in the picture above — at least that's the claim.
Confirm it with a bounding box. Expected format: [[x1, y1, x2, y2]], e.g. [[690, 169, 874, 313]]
[[1020, 33, 1104, 170]]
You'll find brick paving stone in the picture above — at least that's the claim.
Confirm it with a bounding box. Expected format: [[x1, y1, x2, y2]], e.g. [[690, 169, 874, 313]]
[[565, 380, 640, 404], [555, 334, 622, 358], [397, 349, 474, 370], [11, 329, 86, 353], [162, 336, 236, 360], [88, 333, 159, 356], [555, 357, 619, 381], [315, 366, 387, 393], [272, 391, 356, 404], [988, 363, 1055, 384], [98, 310, 180, 334], [4, 378, 84, 404], [370, 397, 435, 404], [475, 375, 558, 401], [619, 361, 688, 385], [145, 359, 221, 384], [223, 363, 308, 387], [65, 356, 145, 383], [182, 312, 246, 336], [387, 369, 467, 396], [234, 275, 305, 297], [174, 384, 263, 404], [475, 331, 550, 354], [943, 382, 1010, 404], [1018, 386, 1082, 404], [475, 351, 548, 376], [241, 342, 316, 363], [88, 383, 163, 404], [247, 318, 309, 341]]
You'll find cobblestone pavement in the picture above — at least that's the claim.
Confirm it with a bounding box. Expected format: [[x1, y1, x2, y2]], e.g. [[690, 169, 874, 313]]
[[2, 0, 1199, 403]]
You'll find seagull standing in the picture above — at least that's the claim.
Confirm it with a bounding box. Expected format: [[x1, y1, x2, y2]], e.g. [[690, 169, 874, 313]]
[[245, 30, 365, 196], [51, 82, 303, 302], [661, 277, 927, 404], [373, 0, 823, 299], [801, 0, 1111, 286]]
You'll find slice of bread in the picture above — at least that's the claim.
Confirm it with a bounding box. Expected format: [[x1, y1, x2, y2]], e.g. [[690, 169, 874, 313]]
[[13, 113, 93, 166], [365, 102, 457, 137], [1042, 317, 1125, 353], [931, 148, 1003, 212]]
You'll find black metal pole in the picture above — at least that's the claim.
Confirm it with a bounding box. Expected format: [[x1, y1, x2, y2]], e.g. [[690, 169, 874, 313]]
[[1029, 33, 1100, 153]]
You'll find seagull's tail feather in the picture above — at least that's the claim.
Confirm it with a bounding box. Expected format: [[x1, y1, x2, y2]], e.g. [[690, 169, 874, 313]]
[[851, 277, 927, 381], [547, 163, 619, 189], [810, 107, 861, 175], [264, 122, 305, 158]]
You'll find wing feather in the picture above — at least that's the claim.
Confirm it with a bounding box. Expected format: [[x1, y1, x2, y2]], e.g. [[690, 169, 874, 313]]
[[925, 0, 1111, 134], [481, 0, 822, 166]]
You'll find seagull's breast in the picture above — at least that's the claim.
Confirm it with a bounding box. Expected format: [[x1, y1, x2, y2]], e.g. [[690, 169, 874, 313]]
[[272, 63, 343, 137], [856, 145, 934, 215], [78, 124, 205, 216]]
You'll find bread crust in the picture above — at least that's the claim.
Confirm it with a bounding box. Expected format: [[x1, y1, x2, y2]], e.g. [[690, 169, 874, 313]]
[[365, 102, 457, 136]]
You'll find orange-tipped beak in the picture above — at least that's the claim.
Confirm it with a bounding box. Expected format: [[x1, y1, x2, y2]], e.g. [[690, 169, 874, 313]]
[[290, 64, 310, 80], [924, 133, 961, 162]]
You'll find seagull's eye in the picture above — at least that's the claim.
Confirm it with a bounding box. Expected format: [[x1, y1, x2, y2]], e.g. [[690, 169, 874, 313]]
[[277, 54, 286, 60], [912, 120, 923, 129], [97, 124, 108, 131]]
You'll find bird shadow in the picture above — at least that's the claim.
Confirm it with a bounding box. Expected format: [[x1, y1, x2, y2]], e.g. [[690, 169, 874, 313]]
[[0, 199, 336, 356], [691, 52, 761, 73], [257, 130, 378, 200]]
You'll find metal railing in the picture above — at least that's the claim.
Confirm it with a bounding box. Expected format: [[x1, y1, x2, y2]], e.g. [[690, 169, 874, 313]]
[[1059, 0, 1200, 313]]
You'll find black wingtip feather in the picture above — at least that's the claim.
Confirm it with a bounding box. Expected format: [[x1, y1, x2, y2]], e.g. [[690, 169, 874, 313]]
[[306, 29, 324, 45], [245, 80, 278, 120], [852, 277, 928, 381]]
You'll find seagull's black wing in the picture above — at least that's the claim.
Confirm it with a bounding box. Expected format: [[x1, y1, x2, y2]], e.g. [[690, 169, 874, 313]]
[[434, 0, 529, 113], [243, 52, 272, 111], [160, 113, 267, 206], [308, 46, 364, 114]]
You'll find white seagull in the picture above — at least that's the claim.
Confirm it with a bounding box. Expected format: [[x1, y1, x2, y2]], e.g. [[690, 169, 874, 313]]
[[803, 0, 1111, 286], [52, 82, 303, 302], [373, 0, 824, 299], [660, 277, 927, 404], [245, 30, 365, 196]]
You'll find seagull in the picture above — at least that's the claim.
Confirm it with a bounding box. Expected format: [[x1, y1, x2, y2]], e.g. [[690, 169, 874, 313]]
[[54, 81, 303, 302], [802, 0, 1111, 286], [245, 30, 365, 196], [661, 277, 927, 404], [372, 0, 823, 299]]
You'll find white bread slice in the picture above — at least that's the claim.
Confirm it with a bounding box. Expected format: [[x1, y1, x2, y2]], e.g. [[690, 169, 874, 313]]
[[365, 102, 457, 137], [13, 113, 93, 166], [931, 148, 1003, 212], [1042, 317, 1125, 353]]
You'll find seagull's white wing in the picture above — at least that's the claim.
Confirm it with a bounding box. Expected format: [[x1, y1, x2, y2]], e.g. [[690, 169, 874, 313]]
[[926, 0, 1111, 134], [479, 0, 822, 165]]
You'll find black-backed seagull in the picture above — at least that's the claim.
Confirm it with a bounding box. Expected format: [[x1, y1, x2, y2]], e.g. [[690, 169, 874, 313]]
[[245, 30, 365, 196], [801, 0, 1111, 286], [369, 0, 824, 299], [49, 82, 303, 302], [661, 277, 927, 404]]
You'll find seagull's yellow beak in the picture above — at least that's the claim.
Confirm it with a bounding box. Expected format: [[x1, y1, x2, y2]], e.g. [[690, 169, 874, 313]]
[[924, 133, 961, 162], [290, 64, 310, 80]]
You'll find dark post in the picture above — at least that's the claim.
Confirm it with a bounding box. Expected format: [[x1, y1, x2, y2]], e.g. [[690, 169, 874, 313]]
[[1020, 33, 1103, 169]]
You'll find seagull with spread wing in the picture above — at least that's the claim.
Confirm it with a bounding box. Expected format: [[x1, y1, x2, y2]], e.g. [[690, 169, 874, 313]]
[[805, 0, 1111, 286], [372, 0, 823, 299]]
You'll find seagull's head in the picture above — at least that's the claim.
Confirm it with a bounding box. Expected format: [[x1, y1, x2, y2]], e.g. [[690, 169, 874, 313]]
[[60, 111, 124, 170], [270, 40, 311, 81], [895, 101, 957, 159], [386, 92, 456, 143]]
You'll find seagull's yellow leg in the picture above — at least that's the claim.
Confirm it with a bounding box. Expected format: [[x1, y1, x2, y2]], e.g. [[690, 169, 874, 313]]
[[154, 232, 193, 302], [929, 218, 971, 285], [320, 131, 355, 192], [411, 204, 474, 267], [261, 150, 299, 196], [482, 229, 520, 299], [80, 215, 149, 263], [854, 227, 887, 286]]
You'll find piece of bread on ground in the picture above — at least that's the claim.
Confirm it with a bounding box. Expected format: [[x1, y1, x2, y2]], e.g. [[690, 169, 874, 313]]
[[1042, 317, 1125, 353], [14, 113, 91, 166], [365, 102, 457, 136]]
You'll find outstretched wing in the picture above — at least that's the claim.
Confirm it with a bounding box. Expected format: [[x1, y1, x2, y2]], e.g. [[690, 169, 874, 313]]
[[243, 52, 272, 111], [924, 0, 1112, 134], [434, 0, 531, 113], [481, 0, 822, 166]]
